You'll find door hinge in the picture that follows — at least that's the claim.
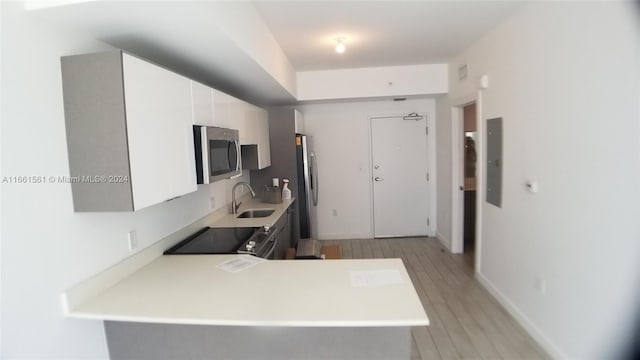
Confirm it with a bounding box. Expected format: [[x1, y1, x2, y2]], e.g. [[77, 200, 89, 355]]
[[427, 218, 430, 226], [426, 127, 429, 135], [426, 173, 430, 181]]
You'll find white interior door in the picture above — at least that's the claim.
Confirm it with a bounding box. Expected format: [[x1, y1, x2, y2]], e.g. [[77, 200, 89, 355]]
[[371, 115, 429, 238]]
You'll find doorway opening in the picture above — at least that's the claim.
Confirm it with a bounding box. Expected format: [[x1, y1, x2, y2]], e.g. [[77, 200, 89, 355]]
[[451, 94, 482, 273], [462, 103, 477, 256]]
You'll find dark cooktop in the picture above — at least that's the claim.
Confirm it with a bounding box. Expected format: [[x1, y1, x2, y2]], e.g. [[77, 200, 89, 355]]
[[164, 227, 258, 255]]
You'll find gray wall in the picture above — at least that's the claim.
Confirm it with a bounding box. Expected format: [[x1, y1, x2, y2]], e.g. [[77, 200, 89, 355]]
[[250, 108, 301, 240]]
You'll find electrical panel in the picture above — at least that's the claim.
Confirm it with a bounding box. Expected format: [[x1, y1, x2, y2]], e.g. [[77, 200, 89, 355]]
[[486, 117, 503, 207]]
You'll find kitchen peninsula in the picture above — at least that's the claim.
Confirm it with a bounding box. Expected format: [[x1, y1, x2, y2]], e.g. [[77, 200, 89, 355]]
[[62, 199, 429, 359]]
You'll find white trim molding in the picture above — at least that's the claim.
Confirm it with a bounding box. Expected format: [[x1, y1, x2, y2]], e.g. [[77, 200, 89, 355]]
[[476, 272, 567, 360], [316, 233, 374, 241], [435, 232, 452, 252]]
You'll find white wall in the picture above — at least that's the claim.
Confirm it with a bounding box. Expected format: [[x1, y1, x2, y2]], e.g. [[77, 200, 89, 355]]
[[297, 64, 448, 101], [0, 3, 249, 358], [436, 2, 640, 358], [299, 98, 436, 240]]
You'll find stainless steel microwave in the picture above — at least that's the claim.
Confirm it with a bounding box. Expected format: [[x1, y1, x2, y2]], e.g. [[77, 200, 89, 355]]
[[193, 126, 241, 184]]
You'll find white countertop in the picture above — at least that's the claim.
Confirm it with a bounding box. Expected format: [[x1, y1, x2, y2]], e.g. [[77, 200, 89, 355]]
[[208, 197, 295, 228], [67, 255, 429, 327], [62, 196, 428, 328]]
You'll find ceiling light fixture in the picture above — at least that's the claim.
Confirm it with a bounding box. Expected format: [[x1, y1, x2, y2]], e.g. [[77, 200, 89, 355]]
[[334, 37, 346, 54]]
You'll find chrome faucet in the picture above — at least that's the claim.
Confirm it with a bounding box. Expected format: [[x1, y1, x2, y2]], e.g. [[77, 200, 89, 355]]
[[231, 182, 256, 214]]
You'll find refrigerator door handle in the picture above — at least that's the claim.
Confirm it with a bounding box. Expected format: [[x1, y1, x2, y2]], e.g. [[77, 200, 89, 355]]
[[310, 152, 319, 206]]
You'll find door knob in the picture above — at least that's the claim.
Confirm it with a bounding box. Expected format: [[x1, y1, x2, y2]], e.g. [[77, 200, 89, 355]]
[[374, 177, 384, 182], [374, 164, 380, 170]]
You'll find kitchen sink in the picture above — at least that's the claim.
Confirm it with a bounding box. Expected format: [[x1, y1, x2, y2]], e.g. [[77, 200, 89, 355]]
[[236, 209, 275, 218]]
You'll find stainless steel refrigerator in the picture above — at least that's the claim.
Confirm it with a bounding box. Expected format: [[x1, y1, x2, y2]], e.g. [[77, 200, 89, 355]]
[[295, 134, 318, 239], [248, 109, 319, 245]]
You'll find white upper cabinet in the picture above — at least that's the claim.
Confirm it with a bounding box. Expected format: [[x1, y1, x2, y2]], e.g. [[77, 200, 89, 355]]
[[61, 51, 196, 212], [256, 107, 271, 169], [228, 95, 243, 131], [212, 89, 231, 128], [122, 54, 197, 210], [191, 80, 214, 126], [240, 104, 271, 170], [61, 50, 275, 211], [241, 105, 259, 145], [294, 109, 305, 133], [235, 100, 250, 144], [191, 81, 236, 129]]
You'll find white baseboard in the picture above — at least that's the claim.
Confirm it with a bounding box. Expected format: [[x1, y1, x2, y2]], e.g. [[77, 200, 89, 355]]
[[475, 272, 566, 359], [435, 232, 452, 252], [316, 233, 373, 240]]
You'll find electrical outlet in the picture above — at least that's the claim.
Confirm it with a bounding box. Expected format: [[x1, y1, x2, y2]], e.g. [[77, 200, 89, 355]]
[[127, 230, 138, 252], [209, 197, 216, 210]]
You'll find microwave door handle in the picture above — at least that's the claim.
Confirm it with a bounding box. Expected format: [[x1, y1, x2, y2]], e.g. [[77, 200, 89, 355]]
[[227, 142, 233, 170], [201, 128, 210, 184], [235, 140, 241, 172], [227, 141, 241, 172]]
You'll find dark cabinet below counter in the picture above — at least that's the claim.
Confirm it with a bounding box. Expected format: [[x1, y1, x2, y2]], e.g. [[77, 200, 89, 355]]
[[272, 200, 296, 260]]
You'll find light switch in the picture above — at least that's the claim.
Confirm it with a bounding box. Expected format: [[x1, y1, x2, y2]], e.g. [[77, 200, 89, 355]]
[[127, 230, 138, 252]]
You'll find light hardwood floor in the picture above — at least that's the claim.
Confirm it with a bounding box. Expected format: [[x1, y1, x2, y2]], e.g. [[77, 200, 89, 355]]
[[322, 237, 549, 360]]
